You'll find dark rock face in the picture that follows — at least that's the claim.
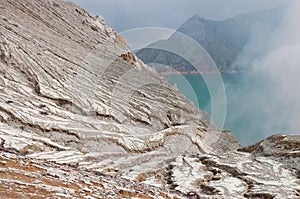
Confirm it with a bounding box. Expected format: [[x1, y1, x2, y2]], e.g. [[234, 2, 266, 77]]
[[0, 0, 299, 198]]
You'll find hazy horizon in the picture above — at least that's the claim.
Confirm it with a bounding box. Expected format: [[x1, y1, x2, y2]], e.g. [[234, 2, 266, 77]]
[[69, 0, 286, 32]]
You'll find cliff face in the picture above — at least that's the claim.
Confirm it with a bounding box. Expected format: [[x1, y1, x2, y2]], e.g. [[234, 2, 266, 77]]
[[0, 0, 214, 154], [0, 0, 299, 198]]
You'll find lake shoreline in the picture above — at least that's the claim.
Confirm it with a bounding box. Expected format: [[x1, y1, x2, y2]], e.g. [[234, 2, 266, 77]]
[[164, 72, 265, 146], [160, 70, 241, 75]]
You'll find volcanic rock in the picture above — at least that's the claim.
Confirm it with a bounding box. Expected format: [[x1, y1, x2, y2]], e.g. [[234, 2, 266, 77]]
[[0, 0, 299, 198]]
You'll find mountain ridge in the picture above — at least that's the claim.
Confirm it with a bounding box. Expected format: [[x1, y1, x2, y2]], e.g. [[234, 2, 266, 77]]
[[137, 7, 284, 73]]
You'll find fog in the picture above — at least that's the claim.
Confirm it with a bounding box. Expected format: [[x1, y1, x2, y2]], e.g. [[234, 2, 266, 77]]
[[256, 0, 300, 133], [227, 0, 300, 144]]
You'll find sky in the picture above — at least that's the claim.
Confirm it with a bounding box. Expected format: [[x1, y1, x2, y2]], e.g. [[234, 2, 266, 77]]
[[69, 0, 286, 32]]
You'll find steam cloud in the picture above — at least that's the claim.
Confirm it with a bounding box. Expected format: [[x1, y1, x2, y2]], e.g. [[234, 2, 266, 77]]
[[229, 0, 300, 144], [256, 0, 300, 132]]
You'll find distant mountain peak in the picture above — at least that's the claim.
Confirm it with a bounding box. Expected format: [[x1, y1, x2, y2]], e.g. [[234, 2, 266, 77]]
[[186, 14, 209, 23], [138, 8, 284, 72], [189, 14, 202, 20]]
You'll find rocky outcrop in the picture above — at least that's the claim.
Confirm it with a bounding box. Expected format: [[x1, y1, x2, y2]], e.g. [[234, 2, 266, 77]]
[[167, 152, 300, 198], [239, 134, 300, 172], [0, 0, 299, 198]]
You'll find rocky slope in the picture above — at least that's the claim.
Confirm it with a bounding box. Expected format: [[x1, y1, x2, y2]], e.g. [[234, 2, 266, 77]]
[[0, 0, 299, 198], [0, 151, 178, 198]]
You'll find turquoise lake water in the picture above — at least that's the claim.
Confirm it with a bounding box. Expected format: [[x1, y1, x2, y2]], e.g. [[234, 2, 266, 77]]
[[165, 73, 288, 146]]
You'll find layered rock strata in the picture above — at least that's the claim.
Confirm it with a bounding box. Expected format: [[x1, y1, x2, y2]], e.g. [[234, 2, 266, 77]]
[[0, 0, 299, 198]]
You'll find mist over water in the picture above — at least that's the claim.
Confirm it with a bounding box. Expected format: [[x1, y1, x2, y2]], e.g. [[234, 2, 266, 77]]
[[121, 0, 300, 145], [229, 0, 300, 142], [166, 73, 272, 146], [168, 0, 300, 145]]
